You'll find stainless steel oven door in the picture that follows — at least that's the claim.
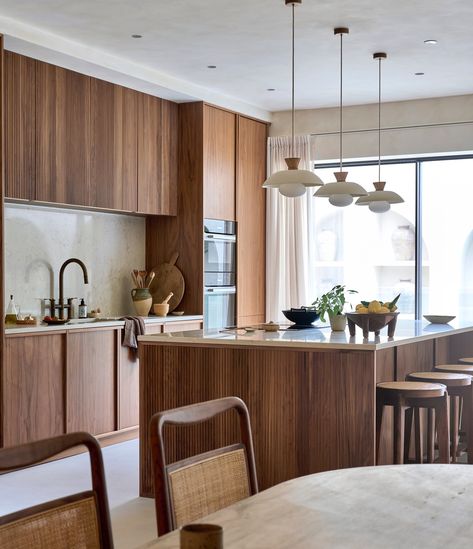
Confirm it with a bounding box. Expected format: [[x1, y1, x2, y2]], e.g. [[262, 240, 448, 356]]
[[204, 287, 236, 330], [204, 234, 236, 281]]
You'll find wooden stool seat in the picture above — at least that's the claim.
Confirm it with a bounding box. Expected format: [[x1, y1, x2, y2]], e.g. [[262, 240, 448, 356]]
[[459, 357, 473, 365], [377, 381, 447, 398], [434, 364, 473, 375], [407, 371, 472, 387]]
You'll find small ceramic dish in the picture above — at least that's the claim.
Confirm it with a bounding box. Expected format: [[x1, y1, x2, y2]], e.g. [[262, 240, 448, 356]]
[[171, 311, 185, 316], [423, 315, 456, 324]]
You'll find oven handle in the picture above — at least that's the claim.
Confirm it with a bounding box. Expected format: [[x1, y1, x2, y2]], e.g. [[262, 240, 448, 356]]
[[204, 287, 236, 295], [204, 233, 236, 243]]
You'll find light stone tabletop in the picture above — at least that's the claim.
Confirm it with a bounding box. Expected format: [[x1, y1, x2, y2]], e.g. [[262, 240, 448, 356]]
[[140, 464, 473, 548]]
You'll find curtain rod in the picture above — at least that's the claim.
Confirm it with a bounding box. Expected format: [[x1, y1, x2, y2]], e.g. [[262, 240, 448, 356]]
[[310, 120, 473, 137]]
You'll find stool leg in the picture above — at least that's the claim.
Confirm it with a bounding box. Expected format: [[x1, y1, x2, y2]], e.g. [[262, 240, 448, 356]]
[[404, 407, 413, 463], [414, 408, 423, 463], [451, 396, 460, 463], [427, 408, 435, 463], [376, 396, 384, 465], [394, 405, 406, 464], [464, 386, 473, 465], [435, 394, 450, 464]]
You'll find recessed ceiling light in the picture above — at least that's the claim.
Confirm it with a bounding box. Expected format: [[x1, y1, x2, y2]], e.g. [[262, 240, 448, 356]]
[[267, 88, 276, 91], [131, 34, 142, 39], [207, 65, 217, 69], [424, 39, 437, 45], [415, 72, 425, 76]]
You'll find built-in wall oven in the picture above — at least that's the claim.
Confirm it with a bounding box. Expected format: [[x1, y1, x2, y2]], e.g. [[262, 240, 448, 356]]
[[204, 219, 236, 329]]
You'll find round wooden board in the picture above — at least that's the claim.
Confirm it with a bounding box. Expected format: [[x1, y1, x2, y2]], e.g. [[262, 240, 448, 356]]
[[149, 253, 185, 313]]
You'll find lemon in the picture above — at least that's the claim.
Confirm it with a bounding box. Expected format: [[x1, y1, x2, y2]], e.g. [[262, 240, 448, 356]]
[[355, 304, 364, 310], [357, 307, 368, 314], [378, 306, 390, 313], [368, 300, 382, 313]]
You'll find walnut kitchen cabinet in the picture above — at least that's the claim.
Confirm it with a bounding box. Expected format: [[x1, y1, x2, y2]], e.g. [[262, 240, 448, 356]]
[[4, 51, 36, 201], [36, 60, 92, 206], [66, 329, 116, 435], [90, 79, 138, 211], [3, 334, 65, 447], [236, 116, 267, 325], [203, 105, 236, 221]]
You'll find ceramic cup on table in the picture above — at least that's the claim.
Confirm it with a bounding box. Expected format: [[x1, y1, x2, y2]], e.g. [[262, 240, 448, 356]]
[[180, 524, 223, 549], [131, 288, 152, 317]]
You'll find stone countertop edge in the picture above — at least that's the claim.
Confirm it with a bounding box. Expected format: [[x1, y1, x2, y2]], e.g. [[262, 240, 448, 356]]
[[4, 315, 203, 336], [137, 321, 473, 351]]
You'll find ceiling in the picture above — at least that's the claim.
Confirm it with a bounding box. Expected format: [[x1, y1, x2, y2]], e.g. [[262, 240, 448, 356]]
[[0, 0, 472, 115]]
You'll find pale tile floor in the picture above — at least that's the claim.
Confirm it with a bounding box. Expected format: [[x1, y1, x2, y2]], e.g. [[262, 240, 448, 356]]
[[0, 439, 156, 549]]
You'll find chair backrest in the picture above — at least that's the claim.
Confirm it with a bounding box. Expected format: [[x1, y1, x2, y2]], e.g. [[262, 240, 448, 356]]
[[150, 396, 258, 536], [0, 432, 113, 549]]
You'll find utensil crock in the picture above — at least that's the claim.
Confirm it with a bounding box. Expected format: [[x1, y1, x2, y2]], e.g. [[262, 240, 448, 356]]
[[131, 288, 152, 317]]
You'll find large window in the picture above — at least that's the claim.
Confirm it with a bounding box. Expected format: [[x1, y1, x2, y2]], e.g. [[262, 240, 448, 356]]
[[312, 155, 473, 320]]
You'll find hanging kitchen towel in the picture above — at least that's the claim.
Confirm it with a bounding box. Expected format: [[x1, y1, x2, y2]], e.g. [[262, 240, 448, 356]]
[[121, 316, 146, 350]]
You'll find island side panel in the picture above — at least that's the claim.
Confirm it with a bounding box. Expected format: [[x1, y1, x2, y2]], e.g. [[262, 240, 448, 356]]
[[375, 347, 396, 465], [434, 332, 473, 364], [139, 343, 377, 497]]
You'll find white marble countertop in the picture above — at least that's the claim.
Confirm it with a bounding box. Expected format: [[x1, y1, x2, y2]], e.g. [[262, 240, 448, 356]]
[[5, 315, 203, 335], [138, 318, 473, 350]]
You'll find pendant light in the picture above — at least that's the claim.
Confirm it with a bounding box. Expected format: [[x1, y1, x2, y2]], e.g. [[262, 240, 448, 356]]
[[314, 28, 367, 206], [262, 0, 323, 198], [356, 53, 404, 212]]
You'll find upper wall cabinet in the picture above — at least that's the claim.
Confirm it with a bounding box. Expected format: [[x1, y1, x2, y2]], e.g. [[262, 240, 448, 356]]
[[203, 105, 236, 221], [4, 51, 36, 200], [90, 79, 138, 211], [36, 60, 92, 206]]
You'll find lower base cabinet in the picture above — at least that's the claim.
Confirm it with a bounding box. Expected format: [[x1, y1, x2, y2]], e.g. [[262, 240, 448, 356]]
[[3, 334, 65, 447], [66, 330, 116, 435]]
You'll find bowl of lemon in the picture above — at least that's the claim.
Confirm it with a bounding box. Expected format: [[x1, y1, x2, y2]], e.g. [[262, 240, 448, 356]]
[[346, 294, 400, 339]]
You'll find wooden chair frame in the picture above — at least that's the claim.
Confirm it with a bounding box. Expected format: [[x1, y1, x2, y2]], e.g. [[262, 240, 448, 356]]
[[0, 432, 113, 549], [150, 396, 258, 536]]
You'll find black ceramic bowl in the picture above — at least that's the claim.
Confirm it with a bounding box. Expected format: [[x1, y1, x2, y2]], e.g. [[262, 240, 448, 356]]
[[282, 308, 319, 327]]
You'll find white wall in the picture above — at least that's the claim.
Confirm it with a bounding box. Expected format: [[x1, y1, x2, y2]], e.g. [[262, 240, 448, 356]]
[[270, 94, 473, 160], [4, 204, 146, 317]]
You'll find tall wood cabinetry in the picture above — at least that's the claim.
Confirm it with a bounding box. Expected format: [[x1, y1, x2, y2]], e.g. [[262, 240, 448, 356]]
[[4, 51, 178, 215], [146, 102, 267, 324]]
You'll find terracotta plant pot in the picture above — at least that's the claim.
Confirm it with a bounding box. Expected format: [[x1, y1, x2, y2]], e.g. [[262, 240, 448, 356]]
[[329, 313, 347, 331]]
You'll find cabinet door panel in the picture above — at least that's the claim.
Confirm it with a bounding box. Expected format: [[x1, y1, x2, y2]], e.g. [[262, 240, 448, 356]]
[[66, 330, 116, 435], [119, 346, 139, 429], [203, 105, 236, 221], [36, 61, 91, 206], [3, 335, 65, 447], [160, 99, 178, 215], [5, 51, 36, 200], [91, 80, 138, 211], [236, 116, 267, 324]]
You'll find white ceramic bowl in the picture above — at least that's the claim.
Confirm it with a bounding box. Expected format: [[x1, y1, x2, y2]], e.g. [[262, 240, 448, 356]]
[[423, 315, 456, 324]]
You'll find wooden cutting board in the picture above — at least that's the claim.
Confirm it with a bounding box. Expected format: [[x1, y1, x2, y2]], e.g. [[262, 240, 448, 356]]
[[149, 252, 185, 312]]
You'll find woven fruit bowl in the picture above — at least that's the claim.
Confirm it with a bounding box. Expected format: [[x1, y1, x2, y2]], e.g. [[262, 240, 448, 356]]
[[346, 311, 399, 339]]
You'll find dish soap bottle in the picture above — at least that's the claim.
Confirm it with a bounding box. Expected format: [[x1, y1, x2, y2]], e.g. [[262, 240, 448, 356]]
[[5, 295, 19, 325], [78, 298, 88, 319]]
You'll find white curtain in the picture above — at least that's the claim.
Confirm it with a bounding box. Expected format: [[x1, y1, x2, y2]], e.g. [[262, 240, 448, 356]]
[[266, 135, 316, 322]]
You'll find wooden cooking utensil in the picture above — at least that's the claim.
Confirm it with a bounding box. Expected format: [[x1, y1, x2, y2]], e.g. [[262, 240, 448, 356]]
[[149, 252, 185, 312]]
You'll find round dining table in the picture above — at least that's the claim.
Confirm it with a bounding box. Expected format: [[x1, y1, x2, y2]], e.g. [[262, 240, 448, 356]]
[[140, 464, 473, 548]]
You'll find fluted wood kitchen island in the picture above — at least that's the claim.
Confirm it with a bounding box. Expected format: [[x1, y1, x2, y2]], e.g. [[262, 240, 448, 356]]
[[138, 320, 473, 497]]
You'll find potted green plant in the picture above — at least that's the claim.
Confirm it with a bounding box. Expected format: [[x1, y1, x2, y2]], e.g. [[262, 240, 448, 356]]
[[313, 285, 358, 331]]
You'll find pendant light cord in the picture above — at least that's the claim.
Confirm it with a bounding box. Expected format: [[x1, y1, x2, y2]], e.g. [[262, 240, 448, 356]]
[[339, 32, 343, 172], [291, 2, 295, 157], [378, 56, 382, 182]]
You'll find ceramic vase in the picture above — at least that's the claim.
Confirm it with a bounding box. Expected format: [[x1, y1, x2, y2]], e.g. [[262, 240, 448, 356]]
[[391, 225, 415, 261], [131, 288, 152, 317], [329, 313, 347, 332]]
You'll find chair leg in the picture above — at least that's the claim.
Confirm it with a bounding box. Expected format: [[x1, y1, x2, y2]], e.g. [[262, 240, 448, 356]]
[[435, 395, 450, 464], [414, 407, 423, 463], [404, 407, 413, 464], [451, 396, 460, 463], [427, 408, 435, 463], [394, 405, 406, 464], [376, 397, 385, 465]]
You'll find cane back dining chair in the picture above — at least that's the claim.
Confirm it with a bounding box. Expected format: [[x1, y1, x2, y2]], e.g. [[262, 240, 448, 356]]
[[0, 432, 113, 549], [150, 396, 258, 536]]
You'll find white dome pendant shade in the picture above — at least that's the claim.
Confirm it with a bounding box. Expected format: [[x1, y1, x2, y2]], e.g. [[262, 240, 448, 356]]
[[356, 53, 404, 213], [262, 0, 324, 198], [314, 28, 367, 206]]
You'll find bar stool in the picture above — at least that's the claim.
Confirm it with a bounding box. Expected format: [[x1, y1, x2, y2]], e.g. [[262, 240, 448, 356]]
[[459, 357, 473, 366], [376, 381, 450, 465], [407, 372, 472, 463], [434, 364, 473, 464]]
